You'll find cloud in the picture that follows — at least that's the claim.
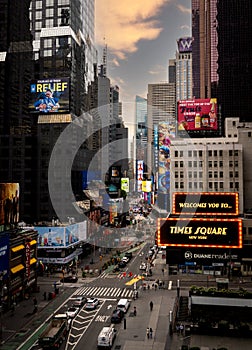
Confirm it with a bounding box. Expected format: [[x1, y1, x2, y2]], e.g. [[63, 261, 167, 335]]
[[180, 24, 190, 30], [176, 4, 191, 14], [95, 0, 168, 59], [148, 64, 166, 75]]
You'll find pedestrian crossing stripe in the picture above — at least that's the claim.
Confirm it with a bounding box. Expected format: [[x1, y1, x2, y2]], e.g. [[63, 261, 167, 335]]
[[73, 286, 134, 298]]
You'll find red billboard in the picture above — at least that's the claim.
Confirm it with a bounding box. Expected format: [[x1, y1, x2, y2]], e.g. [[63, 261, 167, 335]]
[[157, 218, 242, 249], [177, 98, 218, 134]]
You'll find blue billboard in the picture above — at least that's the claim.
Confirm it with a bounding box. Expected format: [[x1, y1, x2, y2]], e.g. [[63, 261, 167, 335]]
[[0, 234, 9, 278]]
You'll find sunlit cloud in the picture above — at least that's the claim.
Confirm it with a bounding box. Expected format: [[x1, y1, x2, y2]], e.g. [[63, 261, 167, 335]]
[[176, 4, 191, 14], [95, 0, 169, 59], [148, 64, 166, 75], [180, 24, 190, 30]]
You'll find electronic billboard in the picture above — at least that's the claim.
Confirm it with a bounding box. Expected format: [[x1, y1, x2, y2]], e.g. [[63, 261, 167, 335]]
[[177, 98, 218, 136], [157, 218, 242, 249], [29, 78, 70, 114], [172, 192, 239, 216]]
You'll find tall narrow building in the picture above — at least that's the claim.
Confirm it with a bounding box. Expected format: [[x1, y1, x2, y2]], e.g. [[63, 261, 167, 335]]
[[191, 0, 218, 99]]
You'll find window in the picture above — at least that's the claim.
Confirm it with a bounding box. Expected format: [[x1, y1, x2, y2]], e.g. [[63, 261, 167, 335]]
[[193, 161, 197, 168], [199, 161, 203, 168], [209, 172, 212, 178], [230, 182, 234, 189], [234, 150, 239, 156], [209, 182, 213, 189], [229, 150, 233, 156], [229, 161, 233, 167], [209, 161, 212, 168], [214, 171, 218, 178], [193, 150, 197, 157], [220, 182, 223, 189], [214, 150, 218, 157], [180, 182, 184, 189], [219, 150, 223, 157], [189, 182, 192, 189], [199, 150, 202, 157], [235, 171, 239, 178], [235, 182, 239, 190], [175, 182, 179, 189], [234, 160, 238, 167], [219, 161, 223, 167], [214, 161, 218, 168], [248, 132, 251, 137], [188, 171, 192, 179], [194, 171, 197, 178], [175, 171, 178, 178], [199, 182, 203, 189], [214, 182, 218, 190], [180, 171, 184, 178], [208, 150, 212, 156], [188, 161, 192, 167], [180, 151, 183, 157], [180, 161, 184, 167], [199, 172, 202, 178], [188, 150, 192, 157], [220, 171, 223, 178], [175, 161, 178, 168], [229, 171, 233, 178], [194, 182, 197, 189], [175, 150, 178, 157]]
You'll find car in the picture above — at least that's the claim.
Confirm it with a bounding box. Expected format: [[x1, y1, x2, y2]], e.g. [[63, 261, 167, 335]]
[[118, 261, 127, 268], [139, 263, 147, 270], [124, 252, 133, 260], [121, 257, 129, 264], [113, 265, 120, 273], [84, 298, 99, 310], [71, 296, 87, 307], [111, 309, 124, 323], [66, 306, 79, 318], [60, 275, 78, 283]]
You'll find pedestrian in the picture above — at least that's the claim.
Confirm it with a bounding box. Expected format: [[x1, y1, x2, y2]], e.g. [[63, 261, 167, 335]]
[[133, 306, 137, 316], [162, 268, 164, 276], [150, 301, 153, 311], [33, 297, 38, 313], [176, 324, 180, 334], [179, 323, 184, 335], [146, 327, 150, 339], [43, 291, 47, 301], [149, 327, 153, 339]]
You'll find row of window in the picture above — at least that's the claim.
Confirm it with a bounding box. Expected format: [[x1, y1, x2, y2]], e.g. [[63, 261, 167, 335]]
[[174, 182, 240, 190], [174, 160, 239, 168], [174, 149, 240, 157]]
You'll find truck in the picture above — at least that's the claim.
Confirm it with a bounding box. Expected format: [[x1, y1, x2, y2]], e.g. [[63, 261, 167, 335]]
[[38, 315, 68, 349], [97, 324, 117, 349]]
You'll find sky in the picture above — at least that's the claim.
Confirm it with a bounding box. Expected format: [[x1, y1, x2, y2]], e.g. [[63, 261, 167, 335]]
[[95, 0, 191, 135]]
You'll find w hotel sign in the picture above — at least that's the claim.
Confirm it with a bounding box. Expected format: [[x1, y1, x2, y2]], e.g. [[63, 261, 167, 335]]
[[177, 37, 192, 53]]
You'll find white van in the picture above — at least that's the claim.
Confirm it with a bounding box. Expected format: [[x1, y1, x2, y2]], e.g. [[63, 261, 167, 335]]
[[97, 325, 116, 349], [116, 298, 130, 314]]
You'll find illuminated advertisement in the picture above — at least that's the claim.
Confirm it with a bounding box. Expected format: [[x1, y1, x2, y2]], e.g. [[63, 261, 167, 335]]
[[154, 124, 159, 170], [137, 160, 144, 192], [0, 183, 19, 225], [166, 247, 242, 265], [0, 235, 9, 278], [172, 192, 239, 216], [36, 221, 87, 248], [157, 218, 242, 248], [29, 78, 70, 114], [158, 122, 175, 193], [177, 37, 192, 53], [142, 180, 152, 193], [177, 98, 218, 134], [121, 178, 129, 193]]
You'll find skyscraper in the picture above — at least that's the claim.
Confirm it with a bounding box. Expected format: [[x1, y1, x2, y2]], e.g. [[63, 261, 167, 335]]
[[175, 37, 193, 101], [191, 0, 218, 99], [217, 0, 252, 121]]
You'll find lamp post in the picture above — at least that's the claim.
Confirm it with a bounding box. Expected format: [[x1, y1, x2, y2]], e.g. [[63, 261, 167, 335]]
[[177, 279, 180, 298], [169, 310, 173, 336]]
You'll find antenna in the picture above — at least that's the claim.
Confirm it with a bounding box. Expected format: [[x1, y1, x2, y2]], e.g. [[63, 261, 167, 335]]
[[102, 37, 107, 77]]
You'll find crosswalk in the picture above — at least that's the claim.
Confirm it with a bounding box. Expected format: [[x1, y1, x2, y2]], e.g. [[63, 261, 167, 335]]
[[73, 286, 134, 299]]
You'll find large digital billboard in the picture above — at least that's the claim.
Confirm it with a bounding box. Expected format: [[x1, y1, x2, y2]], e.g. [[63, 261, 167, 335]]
[[29, 78, 70, 114], [36, 221, 87, 248], [172, 192, 239, 216], [0, 183, 19, 225], [157, 218, 242, 248], [177, 98, 218, 135]]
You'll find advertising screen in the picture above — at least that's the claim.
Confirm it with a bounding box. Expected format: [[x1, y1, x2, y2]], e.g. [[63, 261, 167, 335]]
[[0, 234, 9, 277], [29, 78, 70, 114], [157, 218, 242, 248], [121, 178, 130, 192], [137, 160, 144, 192], [177, 98, 218, 135], [0, 183, 19, 225], [172, 192, 239, 216]]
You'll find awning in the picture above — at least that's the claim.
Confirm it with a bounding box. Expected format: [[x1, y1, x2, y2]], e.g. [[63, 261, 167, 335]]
[[11, 264, 25, 274], [30, 240, 37, 246], [30, 258, 37, 265], [11, 245, 25, 252], [125, 276, 144, 286]]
